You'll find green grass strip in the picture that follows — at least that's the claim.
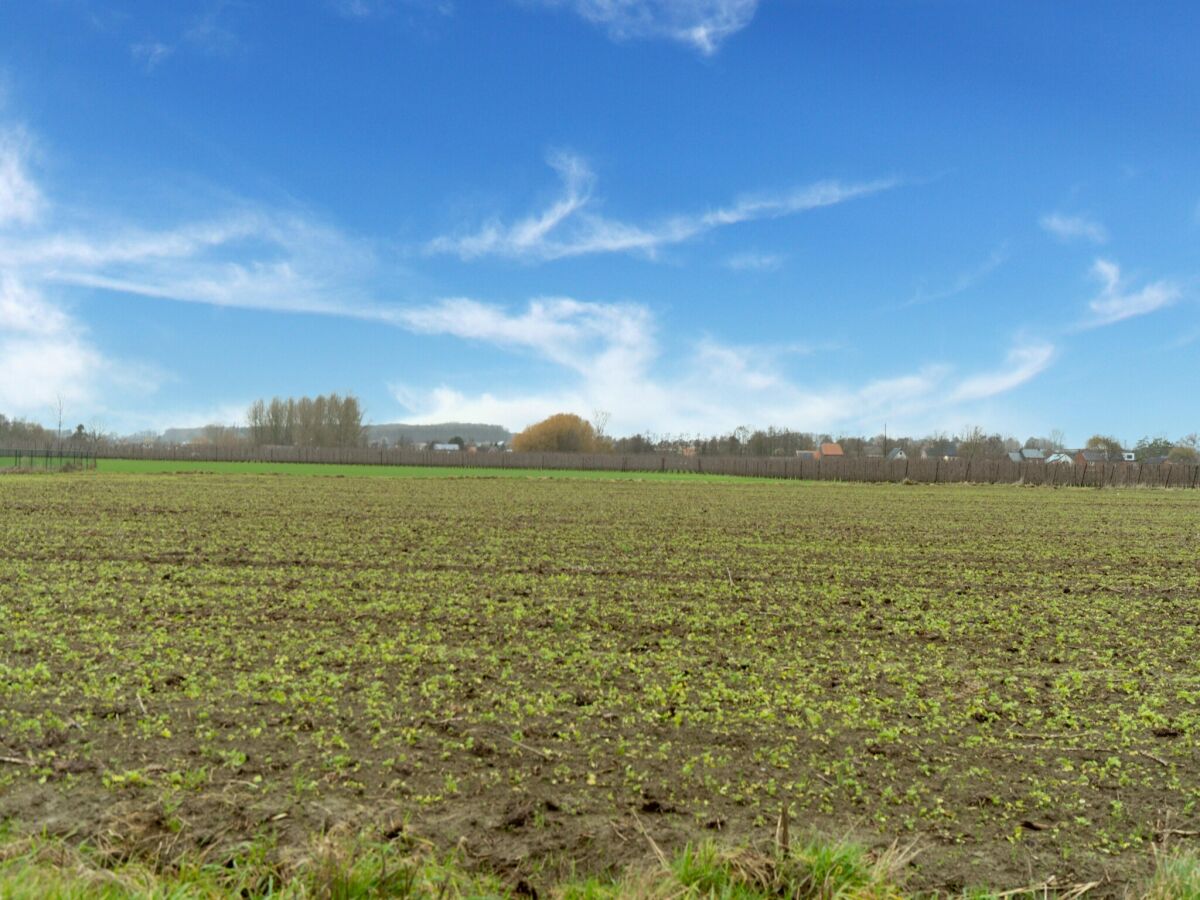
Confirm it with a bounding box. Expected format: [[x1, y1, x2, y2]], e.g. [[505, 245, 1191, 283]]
[[92, 457, 750, 482]]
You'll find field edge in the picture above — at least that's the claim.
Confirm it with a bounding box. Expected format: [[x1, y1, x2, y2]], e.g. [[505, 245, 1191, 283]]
[[2, 824, 1197, 899]]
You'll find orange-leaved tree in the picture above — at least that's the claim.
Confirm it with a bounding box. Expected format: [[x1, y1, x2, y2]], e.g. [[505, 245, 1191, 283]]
[[512, 413, 609, 453]]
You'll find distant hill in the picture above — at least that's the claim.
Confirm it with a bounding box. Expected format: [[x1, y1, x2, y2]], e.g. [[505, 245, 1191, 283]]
[[160, 426, 242, 444], [156, 422, 512, 446], [365, 422, 513, 446]]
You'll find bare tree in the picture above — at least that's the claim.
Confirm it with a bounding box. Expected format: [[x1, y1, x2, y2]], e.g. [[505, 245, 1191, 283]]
[[201, 424, 244, 449], [54, 393, 64, 451], [245, 393, 366, 448], [591, 409, 611, 439], [333, 394, 366, 447], [247, 400, 268, 446], [958, 425, 987, 459]]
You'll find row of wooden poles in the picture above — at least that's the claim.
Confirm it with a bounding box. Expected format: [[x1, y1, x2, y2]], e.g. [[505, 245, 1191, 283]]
[[79, 444, 1200, 488], [1, 448, 98, 470]]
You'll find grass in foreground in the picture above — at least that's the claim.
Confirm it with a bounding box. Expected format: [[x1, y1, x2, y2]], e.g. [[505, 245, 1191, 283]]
[[1145, 850, 1200, 900], [0, 830, 912, 899], [3, 831, 1199, 899]]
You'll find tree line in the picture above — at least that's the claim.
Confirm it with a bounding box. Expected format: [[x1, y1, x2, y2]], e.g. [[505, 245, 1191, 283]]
[[246, 394, 366, 448], [0, 414, 57, 448], [1084, 434, 1200, 464], [4, 402, 1198, 463], [510, 413, 1200, 463], [0, 414, 106, 450]]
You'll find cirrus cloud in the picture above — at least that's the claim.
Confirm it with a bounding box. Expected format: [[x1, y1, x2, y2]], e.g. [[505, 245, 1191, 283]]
[[427, 152, 898, 262], [387, 294, 1055, 435], [531, 0, 759, 55], [0, 127, 42, 227], [1040, 212, 1108, 244], [1, 113, 1058, 438], [0, 274, 158, 417], [1084, 258, 1180, 327]]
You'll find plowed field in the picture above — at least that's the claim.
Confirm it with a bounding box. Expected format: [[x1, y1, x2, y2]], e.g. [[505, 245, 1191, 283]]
[[1, 473, 1197, 893]]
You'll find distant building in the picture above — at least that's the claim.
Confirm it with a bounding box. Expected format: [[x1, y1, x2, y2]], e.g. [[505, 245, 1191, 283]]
[[431, 442, 460, 452], [795, 450, 818, 461], [817, 442, 844, 459], [1122, 451, 1136, 462], [1074, 449, 1110, 465], [886, 447, 907, 462], [922, 442, 958, 460], [1009, 448, 1046, 463], [1045, 452, 1074, 465]]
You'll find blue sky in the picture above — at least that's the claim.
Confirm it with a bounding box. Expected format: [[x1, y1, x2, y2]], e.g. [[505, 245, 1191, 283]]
[[0, 0, 1196, 444]]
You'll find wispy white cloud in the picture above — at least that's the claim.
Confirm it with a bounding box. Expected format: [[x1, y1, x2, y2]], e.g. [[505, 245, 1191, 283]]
[[0, 127, 42, 227], [533, 0, 759, 55], [121, 3, 248, 71], [1167, 328, 1199, 350], [0, 272, 70, 336], [2, 216, 266, 268], [427, 153, 897, 262], [0, 114, 1052, 437], [393, 295, 654, 373], [334, 0, 389, 16], [1084, 258, 1180, 327], [2, 134, 1035, 436], [903, 245, 1008, 308], [1040, 212, 1108, 244], [5, 207, 382, 322], [0, 122, 369, 423], [54, 265, 357, 317], [131, 40, 174, 72], [724, 251, 784, 272], [0, 274, 158, 418], [949, 341, 1055, 402], [387, 295, 1055, 435], [0, 134, 144, 417], [692, 337, 781, 391], [332, 0, 454, 17], [430, 153, 595, 261], [184, 3, 243, 56]]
